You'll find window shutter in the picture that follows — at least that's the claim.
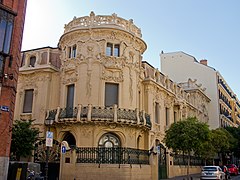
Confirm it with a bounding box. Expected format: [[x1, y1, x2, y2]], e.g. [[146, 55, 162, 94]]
[[23, 89, 34, 113], [66, 84, 74, 108], [105, 83, 118, 107]]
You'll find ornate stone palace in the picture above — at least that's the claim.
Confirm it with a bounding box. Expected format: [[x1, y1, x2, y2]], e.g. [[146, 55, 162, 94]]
[[14, 12, 210, 179]]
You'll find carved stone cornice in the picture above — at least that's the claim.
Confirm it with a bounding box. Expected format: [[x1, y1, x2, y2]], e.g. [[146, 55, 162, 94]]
[[64, 12, 142, 38]]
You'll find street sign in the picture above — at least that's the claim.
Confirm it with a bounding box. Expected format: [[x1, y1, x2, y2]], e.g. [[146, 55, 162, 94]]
[[46, 131, 53, 147], [156, 146, 160, 154], [61, 145, 66, 154], [0, 105, 9, 112]]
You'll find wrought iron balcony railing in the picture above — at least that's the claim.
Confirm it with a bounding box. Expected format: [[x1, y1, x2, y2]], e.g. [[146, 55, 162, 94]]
[[76, 147, 149, 165], [46, 105, 152, 129]]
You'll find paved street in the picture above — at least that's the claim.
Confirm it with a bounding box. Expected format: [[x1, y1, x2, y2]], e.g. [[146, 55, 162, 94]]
[[163, 173, 240, 179]]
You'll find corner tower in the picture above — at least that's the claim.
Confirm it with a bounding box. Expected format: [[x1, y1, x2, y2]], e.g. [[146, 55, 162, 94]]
[[58, 11, 147, 109]]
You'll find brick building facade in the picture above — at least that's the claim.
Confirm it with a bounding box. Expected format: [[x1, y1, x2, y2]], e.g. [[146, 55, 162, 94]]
[[0, 0, 27, 179]]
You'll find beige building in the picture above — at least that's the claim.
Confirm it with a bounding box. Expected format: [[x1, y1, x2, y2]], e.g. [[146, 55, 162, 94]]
[[161, 51, 240, 129], [14, 12, 210, 179]]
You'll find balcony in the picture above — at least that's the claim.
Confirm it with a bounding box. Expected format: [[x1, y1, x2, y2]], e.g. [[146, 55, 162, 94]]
[[219, 95, 231, 109], [76, 147, 149, 165], [46, 105, 152, 129], [218, 79, 232, 97]]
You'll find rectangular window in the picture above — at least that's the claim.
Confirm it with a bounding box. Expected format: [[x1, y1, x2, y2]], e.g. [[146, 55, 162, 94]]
[[66, 84, 74, 109], [0, 9, 14, 54], [105, 83, 118, 107], [114, 44, 120, 57], [72, 45, 76, 58], [0, 54, 4, 79], [155, 102, 160, 123], [23, 89, 34, 113], [166, 108, 169, 126], [68, 47, 71, 58], [106, 43, 120, 57], [106, 43, 112, 56], [174, 111, 177, 123]]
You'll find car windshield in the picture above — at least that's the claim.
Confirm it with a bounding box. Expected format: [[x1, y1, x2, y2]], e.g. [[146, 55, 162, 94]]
[[203, 167, 217, 171]]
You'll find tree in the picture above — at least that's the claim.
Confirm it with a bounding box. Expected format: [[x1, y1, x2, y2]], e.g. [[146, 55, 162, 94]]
[[164, 117, 210, 179], [10, 120, 39, 161], [196, 128, 235, 165], [225, 126, 240, 159], [196, 132, 216, 165], [211, 128, 236, 164]]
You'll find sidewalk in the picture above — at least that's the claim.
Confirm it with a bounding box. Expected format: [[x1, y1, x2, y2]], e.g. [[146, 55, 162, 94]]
[[162, 173, 201, 180]]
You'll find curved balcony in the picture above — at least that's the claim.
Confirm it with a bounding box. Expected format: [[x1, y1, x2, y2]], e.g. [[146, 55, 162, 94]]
[[46, 105, 151, 129]]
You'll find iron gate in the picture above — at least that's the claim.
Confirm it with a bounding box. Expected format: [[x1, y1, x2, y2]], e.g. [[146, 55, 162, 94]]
[[158, 143, 167, 179], [34, 139, 61, 180]]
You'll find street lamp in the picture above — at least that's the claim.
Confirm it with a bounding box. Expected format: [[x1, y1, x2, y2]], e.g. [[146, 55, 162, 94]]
[[45, 119, 54, 180]]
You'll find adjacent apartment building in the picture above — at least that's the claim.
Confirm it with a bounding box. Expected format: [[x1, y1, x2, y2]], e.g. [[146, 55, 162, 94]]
[[161, 51, 240, 129], [0, 0, 27, 179], [14, 12, 210, 179]]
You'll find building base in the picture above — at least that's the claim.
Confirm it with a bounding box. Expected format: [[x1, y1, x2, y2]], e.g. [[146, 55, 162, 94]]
[[0, 156, 9, 180]]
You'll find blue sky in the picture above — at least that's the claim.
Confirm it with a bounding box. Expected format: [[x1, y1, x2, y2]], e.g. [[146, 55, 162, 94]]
[[22, 0, 240, 98]]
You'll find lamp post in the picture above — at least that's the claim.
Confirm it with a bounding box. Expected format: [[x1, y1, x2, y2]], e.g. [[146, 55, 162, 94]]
[[45, 119, 54, 180]]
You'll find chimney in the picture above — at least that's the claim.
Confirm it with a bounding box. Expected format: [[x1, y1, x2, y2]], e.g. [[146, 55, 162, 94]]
[[200, 59, 208, 66]]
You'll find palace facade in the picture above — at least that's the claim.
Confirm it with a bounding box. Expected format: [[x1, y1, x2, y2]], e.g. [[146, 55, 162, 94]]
[[14, 12, 210, 179]]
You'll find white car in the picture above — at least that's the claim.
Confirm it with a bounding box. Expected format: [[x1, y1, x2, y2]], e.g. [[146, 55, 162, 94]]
[[201, 166, 225, 180]]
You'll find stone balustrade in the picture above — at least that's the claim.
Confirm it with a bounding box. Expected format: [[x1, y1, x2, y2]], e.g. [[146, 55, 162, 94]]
[[64, 11, 142, 38]]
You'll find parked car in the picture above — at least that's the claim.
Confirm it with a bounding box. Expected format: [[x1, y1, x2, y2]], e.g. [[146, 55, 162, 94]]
[[219, 165, 231, 180], [226, 164, 238, 176], [201, 166, 225, 180]]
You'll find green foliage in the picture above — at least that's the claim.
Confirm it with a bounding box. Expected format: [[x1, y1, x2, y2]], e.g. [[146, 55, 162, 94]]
[[211, 128, 235, 153], [10, 120, 39, 161], [164, 117, 210, 153], [225, 126, 240, 158], [164, 117, 210, 178], [196, 128, 235, 161]]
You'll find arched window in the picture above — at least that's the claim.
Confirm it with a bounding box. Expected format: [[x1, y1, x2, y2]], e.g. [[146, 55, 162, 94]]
[[63, 132, 76, 147], [29, 56, 36, 67], [98, 133, 120, 148], [137, 135, 142, 149]]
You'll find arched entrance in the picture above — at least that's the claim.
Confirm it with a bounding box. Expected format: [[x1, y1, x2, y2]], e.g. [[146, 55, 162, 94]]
[[98, 133, 121, 164], [34, 139, 61, 180], [62, 131, 76, 148]]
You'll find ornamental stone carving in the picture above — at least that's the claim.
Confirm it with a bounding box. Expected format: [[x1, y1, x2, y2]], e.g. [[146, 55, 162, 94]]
[[81, 126, 92, 137], [101, 56, 126, 69], [77, 39, 103, 61], [61, 69, 78, 85], [102, 69, 123, 82]]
